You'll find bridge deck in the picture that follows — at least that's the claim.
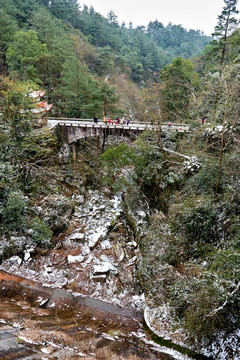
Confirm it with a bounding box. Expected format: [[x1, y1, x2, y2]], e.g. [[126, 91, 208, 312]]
[[47, 118, 189, 133]]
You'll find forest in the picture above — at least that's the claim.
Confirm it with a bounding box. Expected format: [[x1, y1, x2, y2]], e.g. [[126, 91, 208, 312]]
[[0, 0, 212, 119], [0, 0, 240, 359]]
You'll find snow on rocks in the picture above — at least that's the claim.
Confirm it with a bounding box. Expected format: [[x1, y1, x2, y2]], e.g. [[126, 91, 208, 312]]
[[182, 156, 201, 174], [0, 236, 29, 262], [6, 256, 22, 266], [100, 239, 111, 250], [68, 232, 85, 241], [197, 329, 240, 360], [132, 293, 145, 310], [93, 257, 118, 275], [87, 228, 106, 249], [23, 247, 35, 262], [69, 190, 122, 251], [67, 254, 84, 263], [0, 188, 144, 310], [137, 210, 147, 218], [93, 264, 110, 275]]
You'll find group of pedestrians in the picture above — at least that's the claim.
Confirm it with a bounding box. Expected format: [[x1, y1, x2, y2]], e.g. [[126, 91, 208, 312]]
[[94, 116, 130, 125], [94, 116, 206, 127]]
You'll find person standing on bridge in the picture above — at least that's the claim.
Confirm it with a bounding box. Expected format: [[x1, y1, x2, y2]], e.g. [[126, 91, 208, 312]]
[[168, 121, 172, 127], [126, 118, 130, 125], [94, 115, 98, 123]]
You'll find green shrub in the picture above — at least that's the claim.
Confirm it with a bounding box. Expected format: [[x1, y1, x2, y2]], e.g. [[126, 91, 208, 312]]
[[184, 161, 219, 195], [181, 204, 220, 243], [184, 284, 228, 342], [30, 217, 52, 246], [100, 143, 135, 172], [209, 248, 240, 281], [2, 190, 27, 231]]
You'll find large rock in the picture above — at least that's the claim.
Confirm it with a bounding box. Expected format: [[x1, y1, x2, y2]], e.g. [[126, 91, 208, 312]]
[[93, 264, 111, 275], [0, 236, 29, 262], [118, 267, 133, 285], [93, 260, 118, 275]]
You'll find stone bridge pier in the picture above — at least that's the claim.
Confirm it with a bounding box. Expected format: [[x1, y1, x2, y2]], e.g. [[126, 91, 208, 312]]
[[59, 124, 143, 145]]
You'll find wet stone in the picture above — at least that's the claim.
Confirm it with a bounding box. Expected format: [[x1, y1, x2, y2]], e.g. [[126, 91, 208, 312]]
[[0, 324, 40, 359]]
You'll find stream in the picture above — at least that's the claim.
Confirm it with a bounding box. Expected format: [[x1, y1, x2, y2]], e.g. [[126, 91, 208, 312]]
[[0, 270, 189, 360]]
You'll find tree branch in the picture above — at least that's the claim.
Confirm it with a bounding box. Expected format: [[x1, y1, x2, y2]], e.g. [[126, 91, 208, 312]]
[[206, 281, 240, 318]]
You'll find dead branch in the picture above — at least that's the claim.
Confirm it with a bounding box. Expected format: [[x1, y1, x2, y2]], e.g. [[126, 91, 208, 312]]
[[206, 281, 240, 318]]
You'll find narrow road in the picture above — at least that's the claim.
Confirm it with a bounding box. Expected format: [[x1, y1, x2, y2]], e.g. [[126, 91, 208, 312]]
[[47, 118, 190, 133]]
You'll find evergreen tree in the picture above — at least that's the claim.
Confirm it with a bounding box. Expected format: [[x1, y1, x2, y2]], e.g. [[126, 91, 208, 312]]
[[212, 0, 239, 72], [54, 56, 103, 117], [0, 76, 40, 194], [6, 30, 48, 83], [0, 9, 18, 75], [99, 82, 120, 117], [0, 0, 40, 27], [48, 0, 80, 26], [160, 57, 200, 121], [107, 10, 118, 26], [30, 7, 75, 97]]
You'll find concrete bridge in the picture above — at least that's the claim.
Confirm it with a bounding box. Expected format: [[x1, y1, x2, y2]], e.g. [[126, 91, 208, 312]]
[[47, 118, 189, 145]]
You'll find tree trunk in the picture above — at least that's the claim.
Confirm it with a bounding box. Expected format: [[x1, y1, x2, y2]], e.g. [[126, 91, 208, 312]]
[[215, 110, 227, 193]]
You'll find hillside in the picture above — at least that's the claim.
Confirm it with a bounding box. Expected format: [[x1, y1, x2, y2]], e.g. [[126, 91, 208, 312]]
[[0, 0, 211, 119]]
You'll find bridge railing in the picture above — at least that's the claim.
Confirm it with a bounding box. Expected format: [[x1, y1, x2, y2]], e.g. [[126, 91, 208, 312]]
[[47, 117, 189, 127]]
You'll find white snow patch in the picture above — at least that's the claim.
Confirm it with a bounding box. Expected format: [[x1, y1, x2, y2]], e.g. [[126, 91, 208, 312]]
[[93, 264, 110, 274], [87, 228, 106, 248], [69, 232, 85, 241], [68, 255, 84, 263], [100, 239, 111, 249], [18, 335, 35, 344], [41, 347, 52, 354]]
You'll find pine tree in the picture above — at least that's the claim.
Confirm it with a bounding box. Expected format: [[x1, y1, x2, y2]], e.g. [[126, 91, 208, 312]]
[[6, 30, 48, 83], [211, 0, 239, 192], [212, 0, 239, 72], [159, 57, 200, 122], [107, 10, 118, 26]]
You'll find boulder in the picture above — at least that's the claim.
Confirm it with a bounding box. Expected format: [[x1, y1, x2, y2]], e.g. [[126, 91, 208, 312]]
[[93, 264, 110, 275], [118, 267, 133, 285]]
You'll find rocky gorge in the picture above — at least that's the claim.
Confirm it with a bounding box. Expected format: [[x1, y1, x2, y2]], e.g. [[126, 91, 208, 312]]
[[0, 124, 239, 360], [0, 181, 194, 360]]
